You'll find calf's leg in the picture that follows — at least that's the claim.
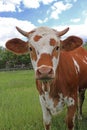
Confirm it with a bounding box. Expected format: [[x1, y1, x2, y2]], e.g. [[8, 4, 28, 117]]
[[66, 105, 76, 130], [78, 89, 86, 120], [39, 96, 52, 130]]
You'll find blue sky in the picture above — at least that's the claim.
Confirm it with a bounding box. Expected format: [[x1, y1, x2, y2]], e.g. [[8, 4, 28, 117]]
[[0, 0, 87, 47]]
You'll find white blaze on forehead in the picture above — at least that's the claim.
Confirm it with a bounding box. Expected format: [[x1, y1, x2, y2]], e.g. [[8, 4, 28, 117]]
[[31, 26, 57, 36], [28, 26, 61, 71], [29, 27, 60, 55]]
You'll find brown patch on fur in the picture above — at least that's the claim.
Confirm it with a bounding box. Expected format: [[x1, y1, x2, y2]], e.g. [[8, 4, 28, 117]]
[[52, 47, 59, 59], [36, 80, 43, 95], [37, 53, 53, 67], [66, 105, 76, 130], [29, 44, 37, 61], [50, 38, 56, 46], [34, 35, 42, 42]]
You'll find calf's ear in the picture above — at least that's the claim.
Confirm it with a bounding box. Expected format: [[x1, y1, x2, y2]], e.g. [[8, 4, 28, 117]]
[[6, 38, 29, 55], [61, 36, 83, 51]]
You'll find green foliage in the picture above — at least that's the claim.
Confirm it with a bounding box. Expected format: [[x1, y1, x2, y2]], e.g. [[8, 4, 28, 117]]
[[83, 42, 87, 50], [1, 41, 87, 69], [0, 47, 31, 69], [0, 70, 87, 130]]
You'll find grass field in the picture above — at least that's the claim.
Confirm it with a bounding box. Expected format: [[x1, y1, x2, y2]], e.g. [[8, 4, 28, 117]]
[[0, 70, 87, 130]]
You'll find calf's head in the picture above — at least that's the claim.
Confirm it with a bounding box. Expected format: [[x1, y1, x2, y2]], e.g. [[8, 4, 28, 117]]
[[6, 26, 82, 81]]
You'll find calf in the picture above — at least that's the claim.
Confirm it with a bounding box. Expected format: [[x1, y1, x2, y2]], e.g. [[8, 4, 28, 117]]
[[6, 26, 87, 130]]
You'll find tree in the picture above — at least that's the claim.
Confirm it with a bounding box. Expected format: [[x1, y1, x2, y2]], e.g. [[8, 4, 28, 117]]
[[83, 41, 87, 49], [0, 46, 32, 69]]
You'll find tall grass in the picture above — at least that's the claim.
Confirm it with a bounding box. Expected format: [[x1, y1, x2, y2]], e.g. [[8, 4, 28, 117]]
[[0, 70, 87, 130], [0, 70, 42, 130]]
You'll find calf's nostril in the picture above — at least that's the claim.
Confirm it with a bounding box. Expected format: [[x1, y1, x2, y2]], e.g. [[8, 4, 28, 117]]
[[49, 68, 53, 74], [37, 69, 42, 75], [36, 66, 54, 80], [38, 67, 52, 75]]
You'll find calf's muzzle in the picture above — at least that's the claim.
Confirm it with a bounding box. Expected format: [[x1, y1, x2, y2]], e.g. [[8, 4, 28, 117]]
[[36, 66, 54, 80]]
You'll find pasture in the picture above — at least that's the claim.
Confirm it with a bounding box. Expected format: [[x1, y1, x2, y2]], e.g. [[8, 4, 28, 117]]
[[0, 70, 87, 130]]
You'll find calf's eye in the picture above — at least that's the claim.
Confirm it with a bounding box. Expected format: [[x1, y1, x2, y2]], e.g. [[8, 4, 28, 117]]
[[29, 47, 33, 51], [55, 46, 59, 51]]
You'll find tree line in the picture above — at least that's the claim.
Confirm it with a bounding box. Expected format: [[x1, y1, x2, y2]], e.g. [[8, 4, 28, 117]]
[[0, 41, 87, 70], [0, 47, 32, 69]]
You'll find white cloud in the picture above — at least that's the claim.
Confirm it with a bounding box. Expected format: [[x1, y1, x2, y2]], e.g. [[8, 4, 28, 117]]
[[70, 18, 80, 23], [23, 0, 40, 9], [82, 10, 87, 17], [0, 17, 35, 47], [50, 1, 72, 19], [1, 17, 87, 48], [73, 0, 77, 2], [0, 17, 87, 47], [65, 0, 77, 2], [0, 0, 57, 12], [53, 19, 87, 41], [38, 17, 48, 24], [22, 0, 57, 9], [0, 0, 22, 12], [41, 0, 57, 5], [23, 0, 56, 9]]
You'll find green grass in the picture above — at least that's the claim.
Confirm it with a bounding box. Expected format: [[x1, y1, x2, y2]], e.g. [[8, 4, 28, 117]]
[[0, 70, 87, 130]]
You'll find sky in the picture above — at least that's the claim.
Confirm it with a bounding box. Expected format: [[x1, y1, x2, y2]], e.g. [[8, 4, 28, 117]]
[[0, 0, 87, 47]]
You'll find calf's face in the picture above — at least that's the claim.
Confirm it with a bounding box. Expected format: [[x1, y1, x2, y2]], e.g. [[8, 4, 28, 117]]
[[6, 26, 83, 81], [28, 27, 62, 80]]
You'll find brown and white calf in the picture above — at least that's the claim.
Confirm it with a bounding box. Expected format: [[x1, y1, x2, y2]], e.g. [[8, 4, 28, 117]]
[[6, 26, 87, 130]]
